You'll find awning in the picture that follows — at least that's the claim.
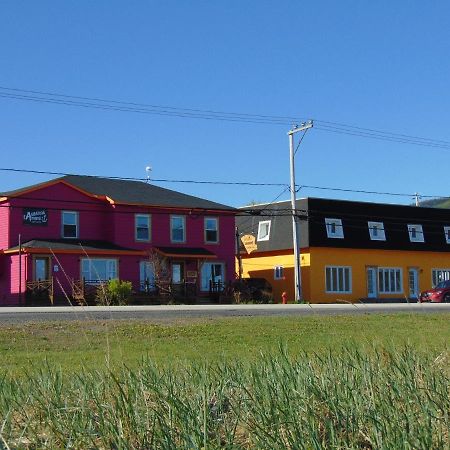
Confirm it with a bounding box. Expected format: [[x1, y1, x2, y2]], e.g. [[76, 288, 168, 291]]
[[4, 239, 146, 256], [155, 246, 217, 259]]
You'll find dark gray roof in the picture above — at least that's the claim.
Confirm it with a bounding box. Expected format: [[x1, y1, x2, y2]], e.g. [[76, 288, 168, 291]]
[[237, 199, 308, 252], [7, 239, 138, 253], [155, 246, 216, 257], [1, 175, 235, 211]]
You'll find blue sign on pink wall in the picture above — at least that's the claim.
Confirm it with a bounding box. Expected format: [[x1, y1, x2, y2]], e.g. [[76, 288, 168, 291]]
[[23, 208, 48, 226]]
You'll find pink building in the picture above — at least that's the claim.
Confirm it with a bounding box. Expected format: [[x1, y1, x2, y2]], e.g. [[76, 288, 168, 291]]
[[0, 176, 236, 306]]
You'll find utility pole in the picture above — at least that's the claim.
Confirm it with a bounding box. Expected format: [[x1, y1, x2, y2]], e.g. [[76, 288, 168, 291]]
[[414, 192, 421, 207], [18, 234, 22, 305], [288, 121, 313, 303], [235, 226, 243, 281]]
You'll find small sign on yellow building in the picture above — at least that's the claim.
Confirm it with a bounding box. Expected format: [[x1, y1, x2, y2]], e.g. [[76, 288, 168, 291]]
[[241, 234, 258, 254]]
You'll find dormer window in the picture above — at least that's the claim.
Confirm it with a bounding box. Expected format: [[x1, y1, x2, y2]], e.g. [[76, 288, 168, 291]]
[[257, 220, 271, 241], [368, 221, 386, 241], [325, 218, 344, 239], [408, 224, 424, 243], [444, 226, 450, 244]]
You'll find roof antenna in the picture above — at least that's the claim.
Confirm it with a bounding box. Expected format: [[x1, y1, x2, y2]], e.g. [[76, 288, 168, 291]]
[[145, 166, 152, 183]]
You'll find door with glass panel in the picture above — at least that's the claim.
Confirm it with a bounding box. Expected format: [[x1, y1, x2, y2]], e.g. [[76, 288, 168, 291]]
[[408, 268, 419, 299], [172, 262, 185, 284], [140, 261, 155, 292], [34, 257, 50, 281], [366, 267, 378, 298]]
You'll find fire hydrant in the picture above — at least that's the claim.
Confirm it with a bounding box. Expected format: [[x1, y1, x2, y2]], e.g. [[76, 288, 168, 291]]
[[281, 291, 288, 304]]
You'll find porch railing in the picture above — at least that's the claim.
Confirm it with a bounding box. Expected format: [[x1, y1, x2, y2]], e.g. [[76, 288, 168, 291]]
[[25, 278, 54, 304], [139, 280, 197, 299], [72, 279, 108, 304]]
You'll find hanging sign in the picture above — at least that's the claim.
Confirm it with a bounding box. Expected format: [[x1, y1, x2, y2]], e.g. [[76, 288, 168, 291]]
[[23, 208, 48, 226], [241, 234, 258, 254]]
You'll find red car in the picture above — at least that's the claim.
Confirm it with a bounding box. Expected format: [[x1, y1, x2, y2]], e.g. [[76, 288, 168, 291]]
[[419, 280, 450, 303]]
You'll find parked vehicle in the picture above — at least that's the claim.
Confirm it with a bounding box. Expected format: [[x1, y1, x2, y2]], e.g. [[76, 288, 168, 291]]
[[419, 280, 450, 303]]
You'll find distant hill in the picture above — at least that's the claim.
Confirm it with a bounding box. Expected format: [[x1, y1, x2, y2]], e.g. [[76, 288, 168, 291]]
[[419, 198, 450, 209]]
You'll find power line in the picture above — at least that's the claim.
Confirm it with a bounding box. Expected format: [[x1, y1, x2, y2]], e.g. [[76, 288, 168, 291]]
[[314, 125, 450, 150], [2, 86, 450, 149], [1, 166, 450, 200], [0, 167, 286, 187], [237, 186, 292, 234]]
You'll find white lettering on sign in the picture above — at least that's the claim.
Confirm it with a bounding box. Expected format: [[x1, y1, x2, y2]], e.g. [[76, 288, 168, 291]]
[[23, 208, 48, 225]]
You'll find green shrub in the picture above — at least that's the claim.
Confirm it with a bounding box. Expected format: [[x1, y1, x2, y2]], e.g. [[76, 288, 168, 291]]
[[96, 279, 132, 306]]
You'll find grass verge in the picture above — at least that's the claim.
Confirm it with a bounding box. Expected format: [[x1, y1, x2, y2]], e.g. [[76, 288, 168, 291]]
[[0, 313, 448, 374]]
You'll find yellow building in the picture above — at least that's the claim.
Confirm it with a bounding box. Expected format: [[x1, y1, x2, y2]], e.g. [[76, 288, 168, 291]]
[[237, 198, 450, 303]]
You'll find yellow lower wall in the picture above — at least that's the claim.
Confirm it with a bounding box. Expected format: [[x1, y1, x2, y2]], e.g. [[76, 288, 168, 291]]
[[240, 250, 310, 303], [239, 247, 450, 303]]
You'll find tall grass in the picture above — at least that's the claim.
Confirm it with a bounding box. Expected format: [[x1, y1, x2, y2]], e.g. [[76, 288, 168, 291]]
[[0, 347, 448, 449]]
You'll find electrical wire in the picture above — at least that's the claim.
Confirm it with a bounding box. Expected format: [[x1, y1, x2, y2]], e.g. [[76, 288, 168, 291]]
[[1, 166, 450, 200], [2, 85, 450, 149]]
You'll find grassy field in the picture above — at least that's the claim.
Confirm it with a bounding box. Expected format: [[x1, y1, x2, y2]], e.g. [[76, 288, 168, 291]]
[[0, 312, 448, 374], [0, 313, 448, 448]]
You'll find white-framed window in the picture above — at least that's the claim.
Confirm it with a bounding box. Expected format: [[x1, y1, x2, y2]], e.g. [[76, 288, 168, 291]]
[[171, 215, 186, 243], [325, 266, 352, 293], [407, 224, 424, 243], [257, 220, 271, 241], [205, 217, 219, 243], [444, 226, 450, 244], [368, 221, 386, 241], [81, 258, 117, 283], [325, 218, 344, 239], [139, 261, 155, 292], [62, 211, 79, 238], [135, 214, 151, 242], [378, 267, 403, 294], [432, 269, 450, 287], [274, 266, 284, 280], [200, 262, 225, 291]]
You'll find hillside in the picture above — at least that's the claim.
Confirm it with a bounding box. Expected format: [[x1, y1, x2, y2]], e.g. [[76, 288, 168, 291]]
[[419, 198, 450, 208]]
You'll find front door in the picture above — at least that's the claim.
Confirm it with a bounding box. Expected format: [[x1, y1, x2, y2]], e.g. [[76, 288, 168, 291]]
[[172, 262, 185, 284], [408, 268, 419, 298], [34, 257, 50, 281], [366, 267, 377, 298]]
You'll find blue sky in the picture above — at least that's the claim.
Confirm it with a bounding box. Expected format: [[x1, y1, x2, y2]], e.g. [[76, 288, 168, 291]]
[[1, 1, 449, 207]]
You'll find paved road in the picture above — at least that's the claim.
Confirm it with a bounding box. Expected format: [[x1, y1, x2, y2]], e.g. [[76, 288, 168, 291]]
[[0, 303, 448, 324]]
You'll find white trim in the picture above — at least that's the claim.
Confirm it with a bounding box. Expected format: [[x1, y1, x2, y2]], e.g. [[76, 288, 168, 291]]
[[61, 210, 79, 239], [325, 218, 344, 239], [407, 224, 424, 243], [325, 266, 352, 293], [366, 266, 378, 298], [200, 261, 225, 291], [378, 267, 403, 294], [368, 221, 386, 241], [139, 260, 155, 291], [444, 226, 450, 244], [408, 268, 419, 298], [257, 220, 271, 241], [204, 217, 219, 244], [431, 268, 450, 287], [170, 215, 186, 243], [81, 257, 118, 283], [135, 214, 151, 242], [274, 265, 284, 280]]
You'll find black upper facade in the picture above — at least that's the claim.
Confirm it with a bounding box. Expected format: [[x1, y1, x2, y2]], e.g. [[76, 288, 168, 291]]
[[237, 197, 450, 253]]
